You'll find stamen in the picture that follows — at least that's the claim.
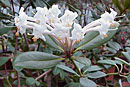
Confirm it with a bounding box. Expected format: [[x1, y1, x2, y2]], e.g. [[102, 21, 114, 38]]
[[66, 23, 71, 27], [76, 40, 81, 43], [57, 37, 61, 40], [37, 20, 40, 24], [49, 18, 52, 24], [52, 19, 54, 23], [104, 34, 108, 37], [15, 32, 19, 36], [110, 23, 116, 28], [32, 37, 37, 42]]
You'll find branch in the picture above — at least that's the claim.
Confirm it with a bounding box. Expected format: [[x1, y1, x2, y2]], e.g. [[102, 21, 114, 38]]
[[35, 69, 52, 81]]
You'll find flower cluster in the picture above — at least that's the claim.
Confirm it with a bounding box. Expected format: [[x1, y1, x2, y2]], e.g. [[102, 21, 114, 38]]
[[14, 5, 119, 51]]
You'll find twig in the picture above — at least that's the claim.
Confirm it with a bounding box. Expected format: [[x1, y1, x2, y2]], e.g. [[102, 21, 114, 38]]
[[0, 70, 16, 73], [4, 64, 12, 87], [10, 0, 15, 15], [14, 36, 18, 57], [17, 72, 20, 87], [35, 69, 52, 81], [23, 34, 29, 49]]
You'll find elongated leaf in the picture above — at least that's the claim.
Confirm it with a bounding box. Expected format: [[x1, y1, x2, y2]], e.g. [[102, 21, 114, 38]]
[[127, 74, 130, 83], [108, 41, 121, 51], [72, 56, 91, 67], [65, 82, 81, 87], [77, 31, 99, 48], [115, 57, 130, 67], [0, 11, 10, 20], [44, 35, 59, 49], [80, 78, 96, 87], [0, 0, 11, 7], [26, 77, 40, 86], [79, 30, 117, 50], [98, 60, 116, 65], [106, 47, 117, 53], [0, 27, 15, 36], [87, 71, 106, 79], [84, 65, 103, 72], [15, 51, 63, 69], [122, 52, 130, 61], [0, 57, 10, 66], [113, 0, 123, 12], [57, 64, 79, 76]]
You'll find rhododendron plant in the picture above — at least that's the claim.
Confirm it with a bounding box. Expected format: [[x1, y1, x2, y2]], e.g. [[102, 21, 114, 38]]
[[14, 5, 119, 54]]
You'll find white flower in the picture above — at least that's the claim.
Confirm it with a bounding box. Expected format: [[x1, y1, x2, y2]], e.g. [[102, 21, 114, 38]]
[[84, 18, 110, 39], [14, 7, 29, 35], [46, 5, 61, 24], [70, 23, 84, 40], [51, 23, 68, 39], [34, 7, 48, 25], [83, 8, 119, 39], [60, 10, 78, 29], [32, 23, 47, 41]]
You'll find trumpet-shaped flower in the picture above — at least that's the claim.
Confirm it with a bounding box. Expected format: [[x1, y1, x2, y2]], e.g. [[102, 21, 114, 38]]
[[46, 5, 61, 25], [32, 23, 48, 41], [83, 8, 119, 39], [60, 10, 78, 29], [70, 23, 84, 40], [51, 23, 68, 39], [14, 7, 29, 35], [34, 7, 48, 25]]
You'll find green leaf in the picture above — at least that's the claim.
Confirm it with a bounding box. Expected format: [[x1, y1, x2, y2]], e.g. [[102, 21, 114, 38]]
[[7, 43, 22, 56], [65, 82, 81, 87], [52, 66, 61, 75], [108, 41, 121, 51], [87, 71, 106, 79], [0, 27, 15, 36], [56, 64, 79, 76], [26, 77, 40, 86], [0, 0, 11, 8], [47, 0, 57, 6], [44, 35, 58, 49], [44, 35, 63, 51], [0, 57, 10, 66], [80, 77, 96, 87], [123, 0, 130, 10], [0, 11, 10, 20], [78, 30, 117, 50], [78, 31, 99, 48], [122, 52, 130, 61], [15, 51, 63, 69], [66, 3, 81, 15], [127, 74, 130, 83], [113, 0, 123, 12], [72, 56, 91, 67], [106, 47, 117, 53], [84, 65, 103, 72], [115, 57, 130, 67], [91, 10, 99, 19], [74, 60, 85, 70], [98, 60, 116, 65]]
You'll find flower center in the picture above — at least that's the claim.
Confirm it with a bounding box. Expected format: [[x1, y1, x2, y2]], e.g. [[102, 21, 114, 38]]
[[15, 32, 19, 36], [49, 18, 54, 24], [57, 37, 61, 40], [104, 34, 108, 37], [32, 37, 37, 42], [37, 20, 40, 24], [110, 23, 116, 28], [66, 23, 71, 27]]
